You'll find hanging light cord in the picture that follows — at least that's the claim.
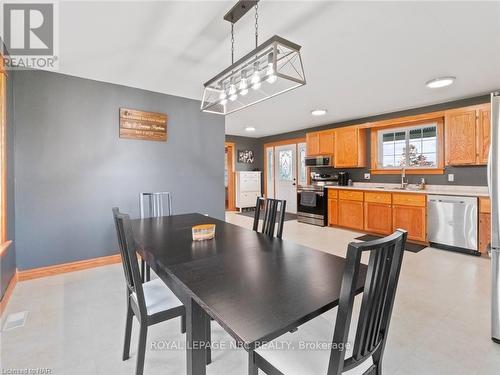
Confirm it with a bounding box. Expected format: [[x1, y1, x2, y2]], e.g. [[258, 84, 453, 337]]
[[254, 3, 259, 48]]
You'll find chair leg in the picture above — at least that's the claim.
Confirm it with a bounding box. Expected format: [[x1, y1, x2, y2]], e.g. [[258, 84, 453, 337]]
[[181, 315, 186, 334], [146, 265, 151, 282], [136, 324, 148, 375], [123, 302, 133, 361], [140, 258, 145, 283], [205, 319, 211, 365]]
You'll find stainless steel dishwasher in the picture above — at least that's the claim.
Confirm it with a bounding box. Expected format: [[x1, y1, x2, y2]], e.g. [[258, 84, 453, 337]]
[[427, 195, 478, 254]]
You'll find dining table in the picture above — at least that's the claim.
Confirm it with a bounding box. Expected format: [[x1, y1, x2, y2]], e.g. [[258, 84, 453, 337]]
[[131, 213, 367, 375]]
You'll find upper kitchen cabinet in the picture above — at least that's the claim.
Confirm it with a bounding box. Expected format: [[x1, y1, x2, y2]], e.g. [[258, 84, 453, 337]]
[[334, 127, 366, 168], [445, 104, 490, 166], [477, 106, 491, 164], [306, 129, 334, 156]]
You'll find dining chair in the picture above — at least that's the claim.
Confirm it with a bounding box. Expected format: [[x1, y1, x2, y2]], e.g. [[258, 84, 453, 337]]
[[112, 208, 192, 375], [139, 192, 173, 282], [250, 229, 408, 375], [253, 197, 287, 239]]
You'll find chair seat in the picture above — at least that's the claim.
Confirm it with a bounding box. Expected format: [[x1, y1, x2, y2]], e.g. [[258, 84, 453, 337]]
[[131, 278, 183, 316], [255, 297, 373, 375]]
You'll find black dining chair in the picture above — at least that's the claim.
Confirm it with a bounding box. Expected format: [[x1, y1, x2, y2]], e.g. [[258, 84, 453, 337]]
[[253, 197, 287, 239], [112, 208, 195, 375], [250, 229, 408, 375]]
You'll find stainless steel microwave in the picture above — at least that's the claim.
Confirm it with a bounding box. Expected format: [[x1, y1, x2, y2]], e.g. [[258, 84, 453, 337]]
[[305, 156, 334, 167]]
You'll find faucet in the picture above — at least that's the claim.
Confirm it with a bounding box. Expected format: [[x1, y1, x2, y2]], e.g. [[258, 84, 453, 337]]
[[400, 167, 408, 189]]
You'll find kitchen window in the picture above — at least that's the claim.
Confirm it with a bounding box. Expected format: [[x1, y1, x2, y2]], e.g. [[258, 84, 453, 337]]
[[371, 119, 444, 174]]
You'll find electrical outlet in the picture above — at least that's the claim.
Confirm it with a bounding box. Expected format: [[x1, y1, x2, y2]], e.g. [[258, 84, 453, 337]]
[[448, 173, 454, 182], [364, 173, 371, 180]]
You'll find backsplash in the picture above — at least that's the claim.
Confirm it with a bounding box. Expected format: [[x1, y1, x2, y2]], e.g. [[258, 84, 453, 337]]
[[311, 165, 487, 186]]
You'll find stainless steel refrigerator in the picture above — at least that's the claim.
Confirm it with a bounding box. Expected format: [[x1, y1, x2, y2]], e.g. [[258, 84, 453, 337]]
[[490, 92, 500, 344]]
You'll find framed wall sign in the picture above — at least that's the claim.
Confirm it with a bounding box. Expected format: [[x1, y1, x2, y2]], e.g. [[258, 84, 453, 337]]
[[238, 150, 255, 164], [119, 108, 167, 142]]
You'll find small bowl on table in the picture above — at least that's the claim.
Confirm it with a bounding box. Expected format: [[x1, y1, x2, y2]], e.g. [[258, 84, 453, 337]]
[[192, 224, 216, 241]]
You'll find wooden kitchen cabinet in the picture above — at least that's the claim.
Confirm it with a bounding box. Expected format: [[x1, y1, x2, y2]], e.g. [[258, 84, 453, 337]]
[[479, 197, 491, 253], [334, 127, 366, 168], [365, 202, 392, 235], [306, 132, 319, 156], [328, 198, 338, 226], [445, 104, 491, 166], [338, 192, 364, 230], [306, 130, 334, 156], [477, 107, 491, 165], [364, 192, 392, 235], [479, 214, 491, 254], [392, 204, 426, 242]]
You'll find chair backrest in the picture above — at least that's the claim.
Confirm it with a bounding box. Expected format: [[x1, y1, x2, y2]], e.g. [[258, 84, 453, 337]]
[[140, 192, 172, 218], [252, 197, 287, 239], [327, 230, 407, 375], [112, 208, 147, 318]]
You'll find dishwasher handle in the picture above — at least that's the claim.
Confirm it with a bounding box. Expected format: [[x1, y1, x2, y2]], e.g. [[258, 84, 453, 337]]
[[428, 199, 466, 204]]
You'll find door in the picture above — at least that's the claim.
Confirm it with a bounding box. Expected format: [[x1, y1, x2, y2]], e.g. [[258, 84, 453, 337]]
[[265, 146, 275, 199], [275, 144, 297, 213], [445, 109, 477, 165], [335, 127, 360, 167], [297, 142, 307, 187]]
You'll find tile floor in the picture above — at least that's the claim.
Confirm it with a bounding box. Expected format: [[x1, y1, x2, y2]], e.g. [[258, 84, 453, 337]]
[[1, 212, 499, 374]]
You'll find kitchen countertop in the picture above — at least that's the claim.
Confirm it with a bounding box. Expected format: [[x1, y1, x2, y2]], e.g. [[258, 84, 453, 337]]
[[325, 182, 490, 197]]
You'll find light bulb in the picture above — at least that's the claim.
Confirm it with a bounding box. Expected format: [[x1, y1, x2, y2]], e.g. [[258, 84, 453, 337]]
[[219, 86, 228, 105], [266, 52, 277, 84], [239, 78, 248, 96], [266, 65, 277, 84], [251, 71, 261, 90], [228, 83, 237, 101]]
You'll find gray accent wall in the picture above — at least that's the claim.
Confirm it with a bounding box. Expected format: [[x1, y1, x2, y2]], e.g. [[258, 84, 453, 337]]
[[256, 95, 490, 186], [13, 71, 225, 270], [1, 70, 16, 297], [225, 135, 263, 172]]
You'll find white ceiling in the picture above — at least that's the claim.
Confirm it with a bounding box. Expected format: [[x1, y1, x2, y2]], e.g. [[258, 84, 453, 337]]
[[56, 1, 500, 138]]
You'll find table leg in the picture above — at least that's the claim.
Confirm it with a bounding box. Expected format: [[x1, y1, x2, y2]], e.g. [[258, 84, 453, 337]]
[[186, 298, 208, 375], [248, 350, 258, 375]]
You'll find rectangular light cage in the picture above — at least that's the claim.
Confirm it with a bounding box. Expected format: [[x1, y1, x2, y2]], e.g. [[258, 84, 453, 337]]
[[201, 35, 306, 115]]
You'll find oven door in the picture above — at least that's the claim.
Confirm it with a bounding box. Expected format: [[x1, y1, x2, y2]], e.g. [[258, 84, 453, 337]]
[[297, 190, 326, 226]]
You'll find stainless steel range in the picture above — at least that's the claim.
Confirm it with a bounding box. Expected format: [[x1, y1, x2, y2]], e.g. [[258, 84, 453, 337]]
[[297, 185, 326, 226], [297, 174, 337, 226]]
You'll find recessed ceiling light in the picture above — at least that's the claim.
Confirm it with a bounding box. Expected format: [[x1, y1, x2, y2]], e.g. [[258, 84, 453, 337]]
[[311, 109, 327, 116], [426, 76, 456, 89], [245, 126, 256, 132]]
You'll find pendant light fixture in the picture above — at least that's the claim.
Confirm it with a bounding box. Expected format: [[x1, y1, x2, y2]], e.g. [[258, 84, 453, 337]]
[[201, 0, 306, 115]]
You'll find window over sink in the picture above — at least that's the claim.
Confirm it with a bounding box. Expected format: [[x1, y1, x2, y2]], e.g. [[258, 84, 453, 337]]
[[371, 118, 444, 175]]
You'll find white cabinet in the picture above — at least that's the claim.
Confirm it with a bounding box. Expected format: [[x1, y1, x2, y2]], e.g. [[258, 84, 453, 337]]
[[235, 171, 262, 211]]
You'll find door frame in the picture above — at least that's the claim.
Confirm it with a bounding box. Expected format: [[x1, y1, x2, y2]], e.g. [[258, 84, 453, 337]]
[[225, 142, 236, 211], [263, 137, 306, 199]]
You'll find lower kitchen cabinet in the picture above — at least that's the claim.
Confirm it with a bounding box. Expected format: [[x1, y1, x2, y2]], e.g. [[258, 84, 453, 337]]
[[479, 197, 491, 253], [364, 202, 392, 235], [328, 198, 338, 226], [392, 205, 426, 242], [338, 199, 364, 230], [479, 213, 491, 253]]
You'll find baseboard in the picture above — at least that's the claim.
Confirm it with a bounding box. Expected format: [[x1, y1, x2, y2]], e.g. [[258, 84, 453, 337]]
[[0, 270, 18, 316], [18, 253, 122, 281]]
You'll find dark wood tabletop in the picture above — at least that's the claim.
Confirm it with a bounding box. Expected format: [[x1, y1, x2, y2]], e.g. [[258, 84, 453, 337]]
[[131, 213, 367, 349]]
